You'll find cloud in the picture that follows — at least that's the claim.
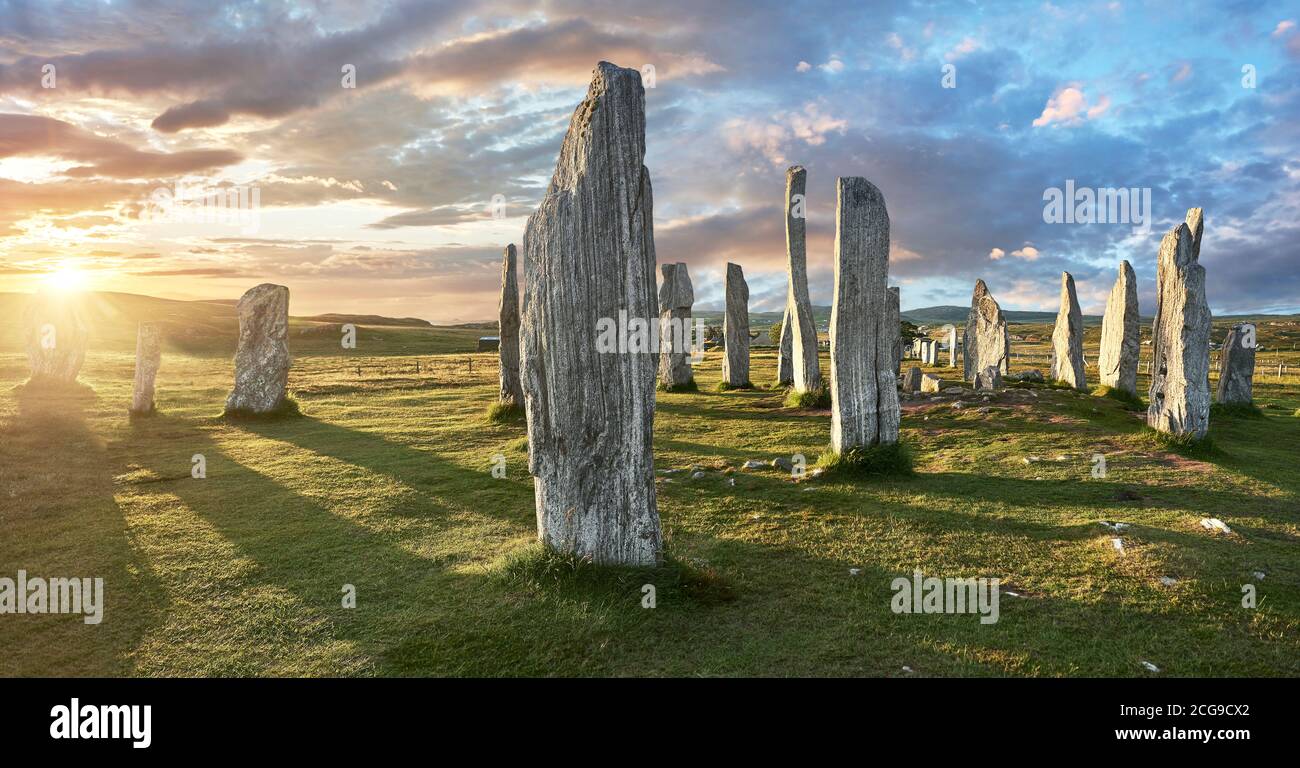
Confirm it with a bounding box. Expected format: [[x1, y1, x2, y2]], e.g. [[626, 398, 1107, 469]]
[[989, 247, 1005, 260], [723, 103, 847, 164], [1031, 86, 1110, 127], [1170, 62, 1193, 83], [1010, 245, 1040, 260], [819, 57, 844, 73], [944, 37, 980, 61], [795, 61, 812, 72], [0, 114, 242, 178], [1272, 20, 1295, 37]]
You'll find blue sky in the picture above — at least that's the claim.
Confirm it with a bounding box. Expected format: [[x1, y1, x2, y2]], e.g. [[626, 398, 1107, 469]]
[[1, 0, 1296, 320]]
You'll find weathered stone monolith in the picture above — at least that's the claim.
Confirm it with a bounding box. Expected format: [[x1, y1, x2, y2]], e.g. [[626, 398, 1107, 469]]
[[963, 280, 1010, 383], [498, 244, 524, 406], [24, 292, 88, 383], [520, 62, 660, 566], [777, 304, 793, 385], [658, 261, 695, 388], [947, 325, 958, 368], [224, 283, 291, 415], [975, 365, 1002, 391], [903, 366, 922, 393], [1098, 260, 1140, 395], [921, 373, 943, 393], [723, 262, 751, 387], [785, 165, 821, 392], [1216, 323, 1255, 404], [1148, 208, 1211, 438], [1050, 272, 1087, 389], [829, 177, 899, 453], [130, 323, 162, 415]]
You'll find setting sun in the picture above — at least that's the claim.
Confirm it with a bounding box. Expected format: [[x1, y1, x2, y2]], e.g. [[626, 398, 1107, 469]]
[[42, 262, 89, 293]]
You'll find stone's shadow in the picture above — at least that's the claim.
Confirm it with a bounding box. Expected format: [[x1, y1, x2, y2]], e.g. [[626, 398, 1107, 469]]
[[0, 382, 169, 676]]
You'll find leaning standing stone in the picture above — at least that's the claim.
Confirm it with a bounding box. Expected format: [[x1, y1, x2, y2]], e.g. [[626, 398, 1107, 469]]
[[1216, 323, 1256, 404], [1050, 271, 1087, 389], [658, 261, 695, 388], [1148, 208, 1211, 438], [498, 244, 524, 406], [785, 165, 821, 392], [130, 323, 162, 416], [963, 280, 1010, 383], [902, 366, 923, 393], [24, 292, 88, 383], [723, 262, 751, 387], [829, 177, 899, 452], [777, 304, 793, 385], [1098, 260, 1140, 395], [224, 283, 291, 415], [520, 61, 660, 567]]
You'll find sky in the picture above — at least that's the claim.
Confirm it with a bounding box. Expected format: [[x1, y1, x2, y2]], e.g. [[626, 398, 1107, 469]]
[[0, 0, 1297, 322]]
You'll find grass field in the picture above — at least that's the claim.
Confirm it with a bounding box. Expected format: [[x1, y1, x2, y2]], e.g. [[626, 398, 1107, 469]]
[[2, 318, 1299, 677]]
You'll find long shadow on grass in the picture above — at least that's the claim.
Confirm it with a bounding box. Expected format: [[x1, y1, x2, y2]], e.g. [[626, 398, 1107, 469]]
[[0, 384, 169, 676]]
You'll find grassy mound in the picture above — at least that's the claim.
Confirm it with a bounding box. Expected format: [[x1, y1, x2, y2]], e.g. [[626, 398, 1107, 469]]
[[716, 380, 754, 392], [486, 400, 525, 423], [816, 440, 914, 477], [222, 393, 302, 421], [657, 379, 699, 393], [784, 385, 831, 409]]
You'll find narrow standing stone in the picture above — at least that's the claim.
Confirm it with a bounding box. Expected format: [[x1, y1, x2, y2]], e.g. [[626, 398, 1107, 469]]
[[829, 177, 899, 452], [888, 287, 901, 375], [902, 366, 922, 393], [1148, 208, 1211, 438], [24, 292, 88, 383], [498, 244, 524, 406], [785, 166, 821, 392], [1098, 260, 1140, 395], [520, 62, 660, 566], [963, 280, 1010, 383], [948, 325, 958, 368], [1050, 272, 1087, 389], [130, 322, 162, 415], [224, 283, 291, 414], [1216, 323, 1256, 404], [723, 262, 751, 387], [657, 261, 695, 388], [777, 304, 793, 385]]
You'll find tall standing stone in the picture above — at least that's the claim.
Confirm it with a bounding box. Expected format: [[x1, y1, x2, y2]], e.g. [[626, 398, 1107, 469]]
[[829, 177, 899, 453], [224, 283, 291, 415], [1050, 272, 1087, 389], [785, 166, 821, 392], [1216, 323, 1256, 404], [947, 325, 958, 368], [498, 244, 524, 406], [1148, 208, 1211, 438], [963, 280, 1010, 383], [24, 292, 88, 383], [722, 262, 751, 387], [657, 261, 695, 388], [520, 62, 660, 566], [1097, 260, 1140, 395], [130, 323, 162, 415], [776, 304, 793, 385]]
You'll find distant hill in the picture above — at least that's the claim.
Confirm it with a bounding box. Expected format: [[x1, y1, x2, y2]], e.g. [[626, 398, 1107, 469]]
[[0, 291, 481, 356]]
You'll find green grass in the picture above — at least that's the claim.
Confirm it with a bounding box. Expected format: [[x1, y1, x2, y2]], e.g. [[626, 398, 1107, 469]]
[[2, 342, 1299, 677], [1092, 384, 1145, 410], [816, 440, 914, 477], [1210, 401, 1264, 419], [783, 385, 831, 409], [657, 379, 699, 393], [715, 380, 754, 392], [222, 393, 303, 421], [485, 400, 525, 423]]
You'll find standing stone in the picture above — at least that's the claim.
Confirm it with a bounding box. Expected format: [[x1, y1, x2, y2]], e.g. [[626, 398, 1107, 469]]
[[24, 293, 89, 383], [902, 366, 923, 393], [224, 283, 291, 414], [963, 280, 1010, 383], [520, 62, 660, 566], [829, 177, 899, 453], [974, 365, 1002, 391], [1148, 208, 1211, 438], [785, 165, 821, 392], [776, 304, 793, 385], [498, 244, 524, 406], [888, 287, 901, 374], [130, 323, 162, 415], [948, 325, 958, 368], [1216, 323, 1256, 404], [926, 339, 938, 366], [657, 261, 695, 388], [1098, 260, 1140, 395], [722, 262, 751, 387], [921, 373, 943, 393], [1050, 272, 1087, 389]]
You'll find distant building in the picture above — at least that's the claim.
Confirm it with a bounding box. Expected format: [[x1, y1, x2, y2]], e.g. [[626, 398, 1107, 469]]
[[477, 336, 500, 352]]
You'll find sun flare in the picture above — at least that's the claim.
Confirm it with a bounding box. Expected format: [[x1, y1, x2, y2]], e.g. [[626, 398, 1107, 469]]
[[43, 263, 90, 294]]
